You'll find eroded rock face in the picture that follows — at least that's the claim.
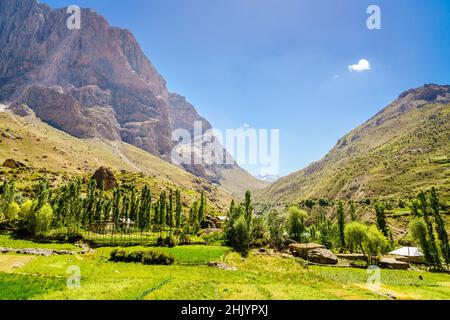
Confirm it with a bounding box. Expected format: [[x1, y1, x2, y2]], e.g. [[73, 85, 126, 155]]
[[92, 166, 118, 190], [0, 0, 263, 192], [0, 0, 171, 157]]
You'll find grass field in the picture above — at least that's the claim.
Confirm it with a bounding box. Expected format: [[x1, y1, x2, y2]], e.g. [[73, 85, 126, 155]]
[[1, 236, 450, 300], [0, 233, 80, 251]]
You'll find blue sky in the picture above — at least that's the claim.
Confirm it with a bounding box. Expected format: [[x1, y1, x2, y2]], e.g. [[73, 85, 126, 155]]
[[44, 0, 450, 176]]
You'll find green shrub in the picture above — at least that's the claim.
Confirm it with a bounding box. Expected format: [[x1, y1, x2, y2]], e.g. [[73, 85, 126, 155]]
[[201, 230, 224, 245], [179, 233, 192, 245], [156, 236, 164, 247], [163, 236, 179, 248], [110, 249, 174, 265], [110, 249, 127, 262], [141, 250, 174, 265]]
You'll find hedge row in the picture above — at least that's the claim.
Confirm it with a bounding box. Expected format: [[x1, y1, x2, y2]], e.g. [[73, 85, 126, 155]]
[[110, 249, 175, 265]]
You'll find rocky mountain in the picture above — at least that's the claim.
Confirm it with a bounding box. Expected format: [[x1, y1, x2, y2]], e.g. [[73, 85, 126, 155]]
[[256, 84, 450, 204], [0, 0, 264, 195], [0, 109, 235, 212]]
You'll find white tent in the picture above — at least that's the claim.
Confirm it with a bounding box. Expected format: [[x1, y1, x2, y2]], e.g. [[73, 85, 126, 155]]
[[389, 247, 423, 257]]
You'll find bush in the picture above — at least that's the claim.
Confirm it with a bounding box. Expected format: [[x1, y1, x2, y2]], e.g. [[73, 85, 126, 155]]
[[126, 250, 144, 262], [110, 249, 174, 265], [141, 251, 174, 265], [179, 233, 192, 245], [201, 230, 224, 245], [163, 236, 179, 248], [156, 236, 164, 247], [44, 228, 83, 242], [110, 249, 127, 262], [17, 201, 53, 237]]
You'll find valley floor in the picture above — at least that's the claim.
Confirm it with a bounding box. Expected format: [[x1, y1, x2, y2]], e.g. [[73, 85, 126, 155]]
[[1, 235, 450, 300]]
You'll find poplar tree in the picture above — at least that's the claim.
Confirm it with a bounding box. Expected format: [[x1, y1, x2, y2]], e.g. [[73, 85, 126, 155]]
[[244, 190, 253, 230], [198, 191, 206, 228], [0, 180, 15, 216], [112, 187, 122, 230], [337, 201, 346, 249], [138, 185, 152, 231], [418, 191, 441, 269], [83, 179, 97, 228], [375, 203, 389, 237], [429, 188, 450, 266], [167, 189, 174, 235], [175, 189, 182, 232]]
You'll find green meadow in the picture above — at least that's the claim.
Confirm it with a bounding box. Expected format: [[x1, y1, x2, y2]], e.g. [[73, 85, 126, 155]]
[[1, 236, 449, 300]]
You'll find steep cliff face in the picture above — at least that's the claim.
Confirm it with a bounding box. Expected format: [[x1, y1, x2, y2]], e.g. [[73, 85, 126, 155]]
[[0, 0, 264, 194], [0, 0, 171, 157], [256, 84, 450, 203]]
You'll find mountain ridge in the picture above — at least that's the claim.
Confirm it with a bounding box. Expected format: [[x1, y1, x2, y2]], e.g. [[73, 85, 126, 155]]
[[256, 83, 450, 204], [0, 0, 265, 195]]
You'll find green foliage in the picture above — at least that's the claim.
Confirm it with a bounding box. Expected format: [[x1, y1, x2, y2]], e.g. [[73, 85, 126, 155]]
[[410, 218, 434, 266], [375, 203, 389, 238], [110, 249, 175, 265], [0, 273, 66, 300], [0, 180, 16, 218], [364, 225, 389, 264], [287, 206, 308, 242], [201, 230, 225, 246], [429, 188, 450, 266], [163, 235, 179, 248], [198, 190, 206, 228], [5, 202, 20, 225], [337, 201, 346, 249], [418, 191, 441, 268], [266, 209, 285, 250], [224, 192, 254, 253], [309, 212, 337, 249], [251, 215, 269, 247], [409, 199, 421, 218], [344, 222, 367, 256]]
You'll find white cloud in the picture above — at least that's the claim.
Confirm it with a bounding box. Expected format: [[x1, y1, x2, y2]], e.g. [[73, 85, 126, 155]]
[[332, 74, 340, 79], [348, 59, 371, 72]]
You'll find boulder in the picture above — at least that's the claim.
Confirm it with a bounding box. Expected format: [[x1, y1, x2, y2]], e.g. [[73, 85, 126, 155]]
[[308, 248, 338, 265], [379, 257, 409, 270], [289, 243, 325, 259], [2, 159, 26, 169], [92, 167, 118, 191], [337, 253, 367, 261]]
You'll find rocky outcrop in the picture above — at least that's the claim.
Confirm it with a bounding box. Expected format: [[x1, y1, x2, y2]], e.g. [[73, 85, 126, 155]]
[[379, 257, 410, 270], [208, 261, 237, 271], [3, 159, 27, 169], [336, 253, 368, 261], [0, 0, 264, 194], [92, 167, 118, 190], [289, 243, 325, 259], [307, 248, 338, 265], [0, 247, 77, 256]]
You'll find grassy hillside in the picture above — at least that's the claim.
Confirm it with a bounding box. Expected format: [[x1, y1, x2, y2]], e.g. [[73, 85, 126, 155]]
[[0, 111, 234, 212], [256, 85, 450, 205]]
